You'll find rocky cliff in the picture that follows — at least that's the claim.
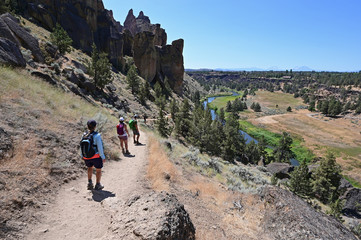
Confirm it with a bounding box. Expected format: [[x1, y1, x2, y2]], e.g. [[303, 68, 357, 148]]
[[17, 0, 184, 94]]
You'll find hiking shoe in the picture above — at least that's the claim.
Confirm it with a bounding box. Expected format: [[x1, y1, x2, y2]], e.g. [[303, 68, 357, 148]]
[[122, 148, 125, 154], [94, 183, 104, 190], [125, 150, 130, 155], [87, 182, 94, 190], [134, 140, 137, 144], [136, 141, 142, 145]]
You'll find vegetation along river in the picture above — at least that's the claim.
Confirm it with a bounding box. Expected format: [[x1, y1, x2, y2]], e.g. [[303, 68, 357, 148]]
[[203, 92, 299, 166]]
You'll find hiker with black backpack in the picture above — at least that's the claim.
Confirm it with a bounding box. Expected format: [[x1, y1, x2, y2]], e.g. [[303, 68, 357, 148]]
[[129, 114, 141, 145], [80, 120, 105, 190], [117, 117, 130, 155]]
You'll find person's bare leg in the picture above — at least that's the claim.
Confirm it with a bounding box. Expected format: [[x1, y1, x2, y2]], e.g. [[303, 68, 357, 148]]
[[120, 139, 124, 150], [96, 168, 101, 184], [125, 140, 129, 151], [137, 134, 140, 143], [87, 167, 93, 181]]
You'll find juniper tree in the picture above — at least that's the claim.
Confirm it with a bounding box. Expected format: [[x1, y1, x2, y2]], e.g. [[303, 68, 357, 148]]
[[226, 101, 232, 112], [126, 65, 140, 94], [273, 132, 295, 163], [175, 99, 191, 138], [218, 107, 225, 123], [209, 120, 225, 156], [139, 81, 151, 105], [50, 23, 73, 55], [308, 101, 316, 112], [169, 99, 179, 122], [288, 160, 312, 197], [287, 106, 292, 112], [154, 81, 163, 99], [254, 102, 261, 112], [311, 153, 342, 203], [243, 140, 260, 164], [222, 113, 245, 162], [156, 104, 170, 138]]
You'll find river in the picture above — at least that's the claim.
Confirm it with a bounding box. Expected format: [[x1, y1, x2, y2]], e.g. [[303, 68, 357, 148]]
[[203, 93, 299, 166]]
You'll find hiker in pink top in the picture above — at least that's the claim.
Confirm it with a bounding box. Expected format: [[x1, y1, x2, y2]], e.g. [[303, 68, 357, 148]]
[[117, 117, 130, 155]]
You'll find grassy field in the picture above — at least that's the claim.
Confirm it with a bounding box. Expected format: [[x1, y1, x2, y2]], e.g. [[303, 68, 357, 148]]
[[250, 90, 307, 110], [208, 91, 243, 112]]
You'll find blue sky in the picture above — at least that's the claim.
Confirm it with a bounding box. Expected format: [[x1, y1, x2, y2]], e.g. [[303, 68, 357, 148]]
[[103, 0, 361, 71]]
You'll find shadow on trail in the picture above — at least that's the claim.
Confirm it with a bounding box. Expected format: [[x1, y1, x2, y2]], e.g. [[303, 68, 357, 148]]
[[134, 143, 146, 146], [91, 190, 115, 202], [123, 153, 135, 158]]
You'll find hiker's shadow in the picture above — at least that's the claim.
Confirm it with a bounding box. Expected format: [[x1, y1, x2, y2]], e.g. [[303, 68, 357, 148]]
[[135, 143, 146, 147], [91, 190, 115, 202], [123, 153, 135, 158]]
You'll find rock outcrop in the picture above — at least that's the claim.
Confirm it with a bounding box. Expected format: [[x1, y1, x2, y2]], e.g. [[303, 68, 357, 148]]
[[17, 1, 184, 94], [124, 9, 167, 46], [262, 186, 357, 240], [19, 0, 123, 68], [266, 162, 294, 179], [0, 13, 44, 64], [0, 38, 26, 67], [342, 187, 361, 218], [108, 192, 195, 239]]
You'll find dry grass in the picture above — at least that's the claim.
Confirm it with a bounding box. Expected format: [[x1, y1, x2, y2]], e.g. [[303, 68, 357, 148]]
[[251, 90, 306, 110], [186, 176, 231, 207], [0, 66, 109, 121], [147, 135, 178, 191], [253, 109, 361, 183]]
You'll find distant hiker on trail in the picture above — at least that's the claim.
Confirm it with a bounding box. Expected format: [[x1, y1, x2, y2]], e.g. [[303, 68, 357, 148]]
[[129, 114, 141, 145], [117, 117, 130, 155], [80, 120, 105, 190], [143, 114, 147, 124]]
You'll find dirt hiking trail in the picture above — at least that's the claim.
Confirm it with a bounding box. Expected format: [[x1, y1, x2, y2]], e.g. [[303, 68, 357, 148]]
[[26, 133, 149, 240]]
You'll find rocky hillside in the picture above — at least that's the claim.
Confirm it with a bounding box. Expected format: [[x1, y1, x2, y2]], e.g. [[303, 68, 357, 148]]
[[16, 0, 184, 94]]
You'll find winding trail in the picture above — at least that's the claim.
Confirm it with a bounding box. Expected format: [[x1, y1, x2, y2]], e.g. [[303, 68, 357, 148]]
[[26, 133, 149, 240]]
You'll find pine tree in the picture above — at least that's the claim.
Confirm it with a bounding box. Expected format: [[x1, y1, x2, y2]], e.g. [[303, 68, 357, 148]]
[[226, 101, 232, 112], [287, 106, 292, 112], [308, 101, 316, 112], [88, 44, 112, 89], [209, 120, 225, 156], [50, 23, 73, 55], [273, 132, 295, 163], [242, 102, 247, 110], [154, 81, 163, 98], [312, 153, 342, 203], [254, 102, 261, 112], [94, 52, 112, 89], [176, 99, 191, 138], [327, 199, 344, 222], [157, 105, 170, 138], [164, 77, 172, 97], [169, 99, 179, 121], [244, 140, 260, 164], [222, 114, 245, 162], [126, 65, 140, 94], [139, 81, 150, 105], [218, 108, 225, 123], [288, 160, 312, 197]]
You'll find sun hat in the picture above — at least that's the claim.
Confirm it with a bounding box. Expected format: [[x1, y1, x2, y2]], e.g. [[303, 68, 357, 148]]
[[119, 117, 124, 122]]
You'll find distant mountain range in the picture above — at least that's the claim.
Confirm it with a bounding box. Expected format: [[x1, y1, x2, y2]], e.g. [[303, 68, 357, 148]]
[[186, 66, 316, 72]]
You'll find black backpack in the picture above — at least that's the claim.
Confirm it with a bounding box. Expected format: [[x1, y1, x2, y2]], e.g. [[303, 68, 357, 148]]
[[80, 132, 97, 158]]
